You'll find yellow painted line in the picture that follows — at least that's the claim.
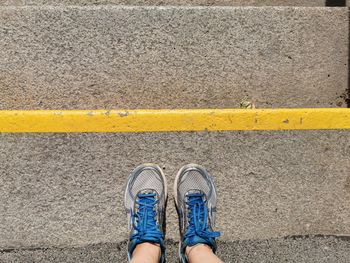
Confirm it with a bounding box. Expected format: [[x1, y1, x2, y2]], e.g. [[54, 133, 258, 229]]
[[0, 109, 349, 133]]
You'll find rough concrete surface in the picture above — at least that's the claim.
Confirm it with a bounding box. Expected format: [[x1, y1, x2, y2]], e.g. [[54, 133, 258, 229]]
[[0, 0, 333, 6], [0, 131, 349, 249], [0, 6, 348, 109], [1, 236, 350, 262]]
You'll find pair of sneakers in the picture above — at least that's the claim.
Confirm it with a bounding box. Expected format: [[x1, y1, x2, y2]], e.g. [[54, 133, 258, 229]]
[[124, 163, 221, 262]]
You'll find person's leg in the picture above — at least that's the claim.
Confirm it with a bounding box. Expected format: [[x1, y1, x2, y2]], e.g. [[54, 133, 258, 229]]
[[124, 164, 168, 263], [130, 243, 161, 263], [174, 164, 224, 263], [186, 244, 224, 263]]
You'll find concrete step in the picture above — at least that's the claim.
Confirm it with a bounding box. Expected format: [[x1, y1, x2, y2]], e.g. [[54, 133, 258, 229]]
[[0, 0, 345, 7], [1, 236, 350, 263], [0, 6, 348, 109], [0, 131, 349, 249]]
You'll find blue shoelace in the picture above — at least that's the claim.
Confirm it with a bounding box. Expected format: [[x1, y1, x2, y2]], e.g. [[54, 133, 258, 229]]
[[131, 193, 164, 244], [184, 193, 220, 245]]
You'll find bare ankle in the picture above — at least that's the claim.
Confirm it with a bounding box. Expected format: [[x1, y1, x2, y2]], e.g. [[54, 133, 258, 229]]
[[186, 243, 212, 258], [132, 242, 161, 263]]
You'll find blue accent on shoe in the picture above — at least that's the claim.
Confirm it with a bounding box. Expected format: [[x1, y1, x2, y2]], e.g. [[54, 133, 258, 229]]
[[128, 193, 165, 262], [183, 192, 220, 248]]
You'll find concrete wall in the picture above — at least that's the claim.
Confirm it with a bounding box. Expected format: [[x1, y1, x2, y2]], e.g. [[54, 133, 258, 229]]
[[2, 237, 350, 262], [0, 131, 349, 249], [0, 0, 349, 255], [0, 6, 348, 110], [0, 0, 330, 7]]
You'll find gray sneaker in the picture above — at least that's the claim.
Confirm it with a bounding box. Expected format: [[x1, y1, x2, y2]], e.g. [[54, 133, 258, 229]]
[[124, 164, 167, 262], [174, 164, 221, 263]]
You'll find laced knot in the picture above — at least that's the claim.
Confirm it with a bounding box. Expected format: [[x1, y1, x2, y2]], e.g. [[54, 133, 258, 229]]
[[184, 192, 220, 244], [131, 193, 164, 244]]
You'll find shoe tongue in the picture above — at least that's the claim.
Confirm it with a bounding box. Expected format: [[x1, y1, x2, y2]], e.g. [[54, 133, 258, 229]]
[[186, 190, 206, 201], [187, 189, 201, 195], [138, 189, 157, 195], [184, 190, 216, 250], [136, 189, 158, 207]]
